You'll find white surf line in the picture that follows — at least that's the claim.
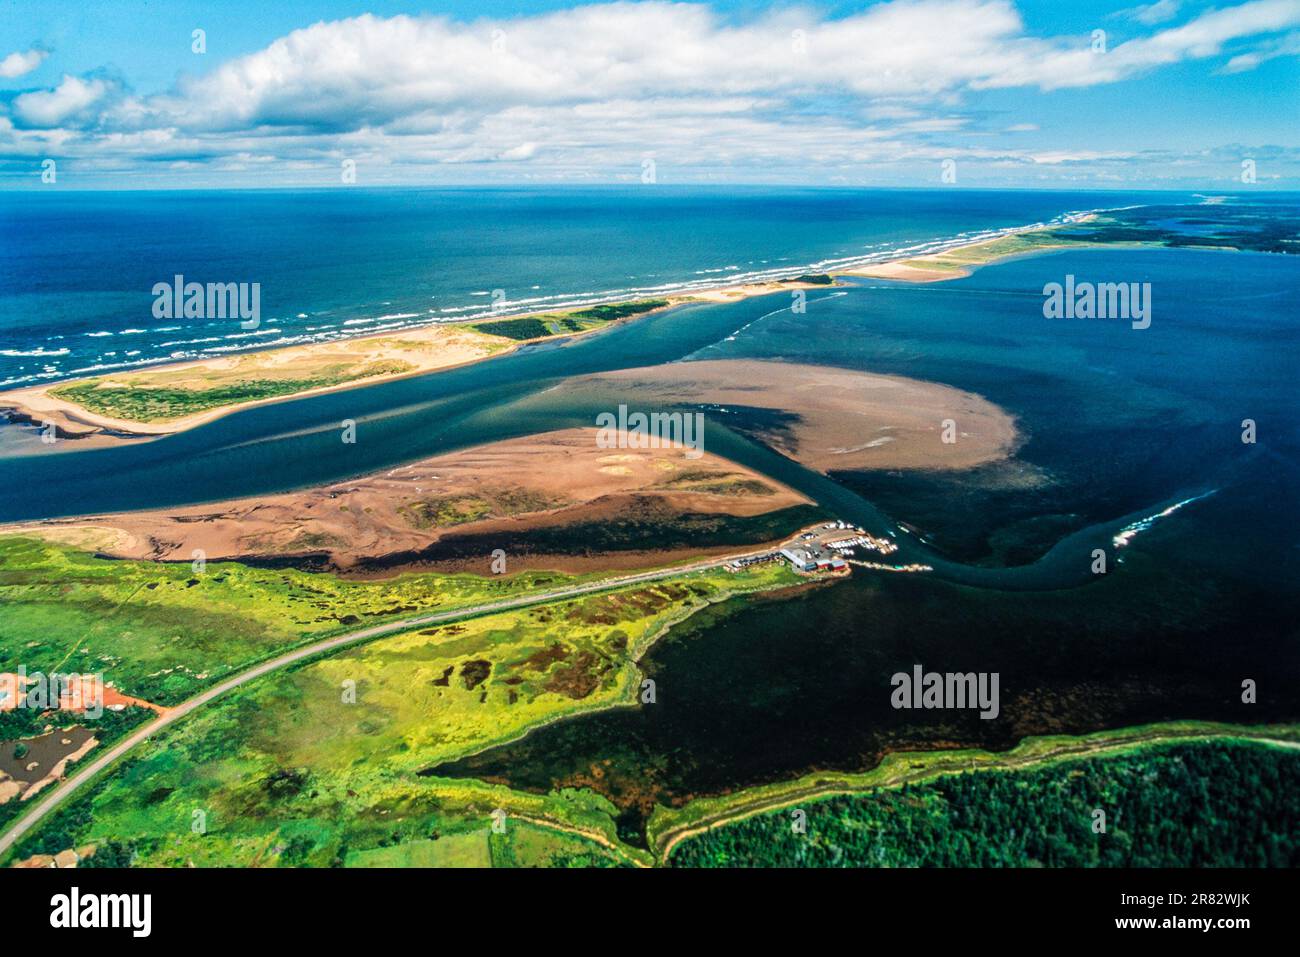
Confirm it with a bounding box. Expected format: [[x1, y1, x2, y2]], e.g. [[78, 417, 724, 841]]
[[684, 290, 849, 360], [1112, 489, 1218, 549], [0, 205, 1136, 391]]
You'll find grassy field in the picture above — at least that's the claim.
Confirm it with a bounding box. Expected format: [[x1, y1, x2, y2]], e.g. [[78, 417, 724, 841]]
[[50, 360, 413, 423], [471, 299, 668, 340], [2, 561, 800, 867], [0, 534, 603, 707], [43, 324, 510, 424], [668, 737, 1300, 867], [857, 204, 1300, 283], [345, 821, 617, 867]]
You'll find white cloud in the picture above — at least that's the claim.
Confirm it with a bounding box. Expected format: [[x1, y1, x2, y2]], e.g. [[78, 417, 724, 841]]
[[498, 142, 538, 161], [973, 0, 1300, 89], [1112, 0, 1182, 26], [1222, 29, 1300, 70], [12, 74, 115, 127], [3, 0, 1298, 183], [0, 48, 47, 79]]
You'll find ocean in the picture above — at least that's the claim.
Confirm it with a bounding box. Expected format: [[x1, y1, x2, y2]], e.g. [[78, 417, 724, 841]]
[[0, 186, 1155, 390], [0, 187, 1296, 832]]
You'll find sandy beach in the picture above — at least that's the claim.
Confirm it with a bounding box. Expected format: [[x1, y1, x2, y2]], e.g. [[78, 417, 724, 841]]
[[838, 215, 1099, 284], [0, 215, 1074, 449], [0, 322, 509, 442], [0, 281, 834, 446], [4, 428, 811, 573]]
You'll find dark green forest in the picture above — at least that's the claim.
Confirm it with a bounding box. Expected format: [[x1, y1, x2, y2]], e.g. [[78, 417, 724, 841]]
[[671, 741, 1300, 868]]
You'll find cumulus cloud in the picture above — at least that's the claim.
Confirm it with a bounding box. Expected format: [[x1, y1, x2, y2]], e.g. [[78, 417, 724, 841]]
[[2, 0, 1298, 183], [0, 48, 47, 79], [12, 74, 117, 128]]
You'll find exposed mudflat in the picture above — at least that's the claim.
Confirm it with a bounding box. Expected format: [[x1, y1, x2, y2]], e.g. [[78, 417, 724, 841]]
[[568, 359, 1020, 473]]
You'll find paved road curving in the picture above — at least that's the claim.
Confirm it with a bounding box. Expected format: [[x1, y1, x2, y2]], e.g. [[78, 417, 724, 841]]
[[0, 544, 789, 859]]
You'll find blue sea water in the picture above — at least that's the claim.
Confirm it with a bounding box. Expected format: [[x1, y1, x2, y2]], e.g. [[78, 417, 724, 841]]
[[0, 186, 1296, 812], [0, 186, 1156, 389], [0, 188, 1295, 590]]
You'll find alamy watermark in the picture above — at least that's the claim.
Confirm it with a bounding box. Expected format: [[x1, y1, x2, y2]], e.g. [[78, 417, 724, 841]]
[[1043, 274, 1151, 330], [0, 667, 104, 719], [152, 274, 261, 329], [50, 887, 151, 938], [890, 664, 1000, 719], [595, 404, 704, 459]]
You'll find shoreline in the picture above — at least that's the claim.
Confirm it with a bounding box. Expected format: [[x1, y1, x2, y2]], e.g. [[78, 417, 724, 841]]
[[836, 212, 1103, 283], [649, 720, 1300, 863], [0, 207, 1108, 446], [0, 427, 816, 574], [0, 282, 825, 447]]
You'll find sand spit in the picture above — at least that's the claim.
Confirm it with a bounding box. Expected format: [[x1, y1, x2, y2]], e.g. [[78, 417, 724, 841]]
[[570, 359, 1019, 473], [3, 428, 808, 572], [0, 283, 834, 447], [0, 322, 509, 444], [838, 215, 1100, 284]]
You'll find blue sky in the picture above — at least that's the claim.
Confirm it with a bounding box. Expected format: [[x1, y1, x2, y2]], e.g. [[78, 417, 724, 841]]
[[2, 0, 1298, 188]]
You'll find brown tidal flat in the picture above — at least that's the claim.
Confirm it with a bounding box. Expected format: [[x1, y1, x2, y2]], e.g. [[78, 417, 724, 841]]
[[568, 359, 1020, 473], [5, 428, 809, 573]]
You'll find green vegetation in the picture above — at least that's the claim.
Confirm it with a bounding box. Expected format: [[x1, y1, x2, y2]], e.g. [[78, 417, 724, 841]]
[[399, 488, 564, 529], [0, 706, 153, 833], [0, 535, 599, 707], [552, 300, 670, 322], [51, 360, 412, 422], [470, 317, 553, 340], [649, 721, 1300, 859], [669, 738, 1300, 867], [783, 274, 835, 285], [851, 204, 1300, 285], [3, 561, 799, 867], [1059, 203, 1300, 254], [471, 299, 668, 340], [880, 204, 1300, 281], [659, 468, 777, 497]]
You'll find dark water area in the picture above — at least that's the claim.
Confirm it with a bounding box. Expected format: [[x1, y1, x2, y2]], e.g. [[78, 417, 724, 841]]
[[712, 247, 1300, 567], [3, 192, 1298, 834], [427, 242, 1300, 833], [435, 508, 1300, 841], [0, 726, 95, 783]]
